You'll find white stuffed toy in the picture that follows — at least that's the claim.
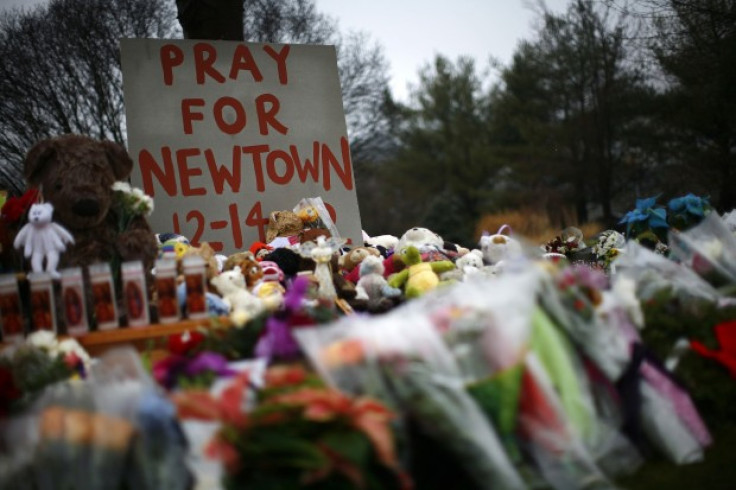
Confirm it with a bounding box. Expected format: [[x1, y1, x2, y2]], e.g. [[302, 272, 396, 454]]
[[210, 266, 264, 320], [355, 255, 401, 301], [364, 233, 399, 252], [479, 225, 523, 266], [455, 249, 484, 277], [13, 202, 74, 279], [396, 227, 444, 253]]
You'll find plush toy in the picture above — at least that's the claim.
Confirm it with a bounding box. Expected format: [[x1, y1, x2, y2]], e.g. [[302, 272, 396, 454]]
[[210, 266, 265, 320], [479, 226, 523, 266], [297, 236, 345, 301], [156, 232, 190, 246], [265, 210, 303, 243], [338, 246, 381, 273], [457, 249, 483, 273], [158, 238, 191, 260], [299, 228, 331, 244], [240, 257, 264, 289], [13, 202, 74, 278], [249, 241, 273, 261], [388, 245, 455, 298], [223, 251, 256, 273], [22, 134, 158, 272], [364, 233, 399, 252], [442, 249, 486, 281], [258, 260, 285, 284], [180, 242, 219, 286], [355, 255, 402, 301], [252, 260, 286, 309], [396, 227, 444, 254], [263, 247, 305, 280], [296, 203, 320, 225]]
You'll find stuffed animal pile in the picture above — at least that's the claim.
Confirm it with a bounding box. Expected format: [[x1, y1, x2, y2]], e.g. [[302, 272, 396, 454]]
[[5, 132, 533, 330]]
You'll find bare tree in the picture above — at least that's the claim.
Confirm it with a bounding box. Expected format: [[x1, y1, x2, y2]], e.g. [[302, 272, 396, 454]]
[[0, 0, 392, 200], [0, 0, 178, 195], [176, 0, 244, 40], [238, 0, 393, 164]]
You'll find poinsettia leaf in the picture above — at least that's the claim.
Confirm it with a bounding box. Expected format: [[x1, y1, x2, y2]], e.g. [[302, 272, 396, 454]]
[[668, 196, 687, 212], [687, 202, 705, 217], [636, 195, 659, 211], [240, 430, 330, 470], [649, 208, 668, 228], [319, 430, 371, 468]]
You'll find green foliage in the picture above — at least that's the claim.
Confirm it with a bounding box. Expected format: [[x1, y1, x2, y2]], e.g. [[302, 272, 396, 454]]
[[639, 289, 736, 428], [649, 0, 736, 210], [1, 344, 73, 413], [198, 313, 269, 360], [384, 55, 498, 243], [490, 0, 652, 223], [211, 366, 405, 490]]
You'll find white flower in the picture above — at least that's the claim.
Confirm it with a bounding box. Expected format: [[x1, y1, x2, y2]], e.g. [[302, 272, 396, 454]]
[[57, 338, 90, 361], [593, 230, 625, 258], [112, 181, 154, 217], [112, 181, 132, 193], [27, 330, 59, 353], [612, 276, 644, 328], [701, 239, 723, 261]]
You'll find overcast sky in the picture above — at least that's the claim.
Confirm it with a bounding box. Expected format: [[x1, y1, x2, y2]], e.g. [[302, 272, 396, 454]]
[[0, 0, 572, 101], [317, 0, 571, 101]]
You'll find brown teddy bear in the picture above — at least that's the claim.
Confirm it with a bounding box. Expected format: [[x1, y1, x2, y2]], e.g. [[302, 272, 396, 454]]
[[338, 246, 381, 273], [22, 134, 158, 272]]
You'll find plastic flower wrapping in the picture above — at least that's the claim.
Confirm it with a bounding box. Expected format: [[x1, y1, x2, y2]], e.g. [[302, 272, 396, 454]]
[[4, 197, 736, 489], [0, 347, 191, 490], [0, 331, 91, 417], [300, 271, 611, 489], [172, 361, 410, 490], [668, 212, 736, 293]]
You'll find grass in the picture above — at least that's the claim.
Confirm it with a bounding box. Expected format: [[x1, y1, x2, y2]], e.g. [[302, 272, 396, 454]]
[[475, 208, 603, 245], [617, 423, 736, 490]]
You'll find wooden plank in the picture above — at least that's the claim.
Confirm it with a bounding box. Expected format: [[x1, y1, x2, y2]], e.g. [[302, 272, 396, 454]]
[[75, 317, 229, 357]]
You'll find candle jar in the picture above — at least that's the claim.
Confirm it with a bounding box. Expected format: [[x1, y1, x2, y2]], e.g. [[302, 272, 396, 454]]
[[28, 272, 57, 333], [0, 273, 24, 342], [60, 267, 88, 336], [154, 259, 180, 324], [89, 263, 119, 330], [182, 255, 207, 320], [121, 261, 150, 328]]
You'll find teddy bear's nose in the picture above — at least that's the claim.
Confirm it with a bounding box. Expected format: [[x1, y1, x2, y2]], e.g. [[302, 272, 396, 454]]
[[72, 198, 100, 217]]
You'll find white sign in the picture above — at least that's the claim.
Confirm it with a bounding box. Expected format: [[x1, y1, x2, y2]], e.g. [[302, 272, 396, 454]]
[[120, 39, 362, 253]]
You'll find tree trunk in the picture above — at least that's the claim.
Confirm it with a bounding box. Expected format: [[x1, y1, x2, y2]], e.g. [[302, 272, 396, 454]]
[[176, 0, 244, 41], [717, 137, 735, 211]]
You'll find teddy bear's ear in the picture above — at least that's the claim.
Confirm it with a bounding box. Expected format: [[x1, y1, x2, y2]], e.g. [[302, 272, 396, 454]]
[[24, 139, 57, 185], [102, 141, 133, 180]]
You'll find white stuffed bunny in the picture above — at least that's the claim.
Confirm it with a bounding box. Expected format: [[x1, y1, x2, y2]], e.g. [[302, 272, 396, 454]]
[[479, 225, 523, 266]]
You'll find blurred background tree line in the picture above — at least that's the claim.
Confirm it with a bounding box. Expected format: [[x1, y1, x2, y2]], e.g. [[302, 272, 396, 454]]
[[0, 0, 733, 247]]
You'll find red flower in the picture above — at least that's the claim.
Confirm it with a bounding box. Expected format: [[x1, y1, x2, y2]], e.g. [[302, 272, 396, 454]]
[[264, 364, 308, 388], [205, 435, 241, 473], [1, 188, 39, 223], [690, 321, 736, 378], [172, 370, 250, 428], [268, 388, 399, 470], [168, 330, 205, 356]]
